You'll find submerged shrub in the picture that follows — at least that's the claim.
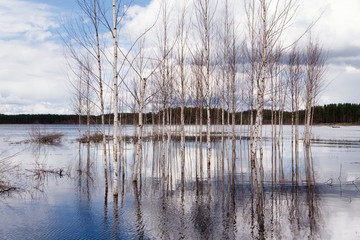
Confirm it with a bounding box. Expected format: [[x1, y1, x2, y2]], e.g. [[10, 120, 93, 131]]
[[34, 134, 63, 144], [29, 125, 63, 144], [0, 153, 20, 193], [77, 132, 111, 143]]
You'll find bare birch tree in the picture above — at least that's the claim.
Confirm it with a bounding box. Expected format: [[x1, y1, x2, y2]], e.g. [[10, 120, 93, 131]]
[[158, 0, 171, 185], [304, 37, 326, 146], [64, 0, 109, 187], [220, 0, 231, 181], [129, 35, 173, 182], [245, 0, 298, 209], [177, 4, 189, 186], [194, 0, 215, 184], [287, 45, 303, 184], [112, 0, 119, 196], [70, 65, 85, 140]]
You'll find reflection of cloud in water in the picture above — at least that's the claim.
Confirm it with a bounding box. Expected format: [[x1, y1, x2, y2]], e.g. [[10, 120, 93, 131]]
[[122, 178, 326, 239], [0, 125, 360, 239]]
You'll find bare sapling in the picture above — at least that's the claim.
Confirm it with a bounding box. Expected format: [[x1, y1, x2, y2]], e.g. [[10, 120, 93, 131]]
[[304, 37, 326, 146]]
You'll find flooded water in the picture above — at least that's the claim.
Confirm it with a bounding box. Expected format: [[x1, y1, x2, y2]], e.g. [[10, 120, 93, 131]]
[[0, 124, 360, 239]]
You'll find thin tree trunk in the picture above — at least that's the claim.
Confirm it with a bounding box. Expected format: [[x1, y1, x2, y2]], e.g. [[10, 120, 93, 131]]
[[179, 28, 186, 186], [112, 0, 119, 196], [133, 78, 147, 182], [199, 94, 203, 180], [93, 0, 107, 188], [86, 73, 90, 143], [118, 113, 125, 179]]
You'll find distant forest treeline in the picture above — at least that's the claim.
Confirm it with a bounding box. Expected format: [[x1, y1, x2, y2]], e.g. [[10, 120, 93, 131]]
[[1, 103, 359, 125]]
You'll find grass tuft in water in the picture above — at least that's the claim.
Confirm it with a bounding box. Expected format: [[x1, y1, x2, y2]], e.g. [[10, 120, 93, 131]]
[[29, 125, 63, 144]]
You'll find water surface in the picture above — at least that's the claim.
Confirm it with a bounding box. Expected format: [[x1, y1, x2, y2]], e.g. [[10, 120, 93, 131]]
[[0, 124, 359, 239]]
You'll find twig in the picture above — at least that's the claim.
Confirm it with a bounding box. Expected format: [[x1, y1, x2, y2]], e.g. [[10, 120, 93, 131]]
[[26, 168, 68, 177], [0, 184, 19, 193]]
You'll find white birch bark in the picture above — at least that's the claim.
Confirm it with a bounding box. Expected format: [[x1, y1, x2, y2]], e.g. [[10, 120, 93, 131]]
[[93, 0, 108, 188], [178, 7, 187, 186], [112, 0, 119, 196], [133, 78, 147, 182]]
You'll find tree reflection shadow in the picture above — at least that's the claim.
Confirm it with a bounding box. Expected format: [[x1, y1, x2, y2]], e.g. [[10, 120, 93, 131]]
[[133, 181, 145, 239], [109, 138, 324, 239], [57, 132, 332, 239], [75, 142, 95, 201]]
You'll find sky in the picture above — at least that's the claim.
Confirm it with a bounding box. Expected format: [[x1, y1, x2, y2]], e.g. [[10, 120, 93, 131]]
[[0, 0, 359, 115]]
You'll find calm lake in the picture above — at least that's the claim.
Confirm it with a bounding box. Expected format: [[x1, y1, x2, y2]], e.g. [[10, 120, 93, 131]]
[[0, 124, 359, 239]]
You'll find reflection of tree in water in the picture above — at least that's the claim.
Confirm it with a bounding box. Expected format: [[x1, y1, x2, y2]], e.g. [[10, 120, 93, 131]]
[[304, 146, 321, 239], [25, 142, 72, 198], [81, 131, 332, 240], [74, 142, 96, 201], [192, 189, 211, 238], [3, 124, 357, 239], [0, 151, 21, 197], [250, 144, 322, 239], [122, 139, 324, 239]]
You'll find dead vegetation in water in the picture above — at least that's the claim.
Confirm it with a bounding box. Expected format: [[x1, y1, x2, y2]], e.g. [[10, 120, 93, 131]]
[[26, 160, 71, 178], [0, 149, 72, 197], [0, 152, 21, 194], [0, 182, 19, 193], [32, 134, 64, 144], [26, 168, 69, 177], [77, 132, 112, 143], [28, 125, 63, 144]]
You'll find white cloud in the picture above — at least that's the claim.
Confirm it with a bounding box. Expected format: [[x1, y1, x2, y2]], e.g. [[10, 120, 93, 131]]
[[0, 0, 70, 114], [0, 0, 58, 40], [1, 0, 359, 115], [319, 64, 360, 105]]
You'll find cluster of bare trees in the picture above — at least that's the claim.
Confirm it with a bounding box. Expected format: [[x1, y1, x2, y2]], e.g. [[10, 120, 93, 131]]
[[64, 0, 326, 196], [242, 0, 326, 224]]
